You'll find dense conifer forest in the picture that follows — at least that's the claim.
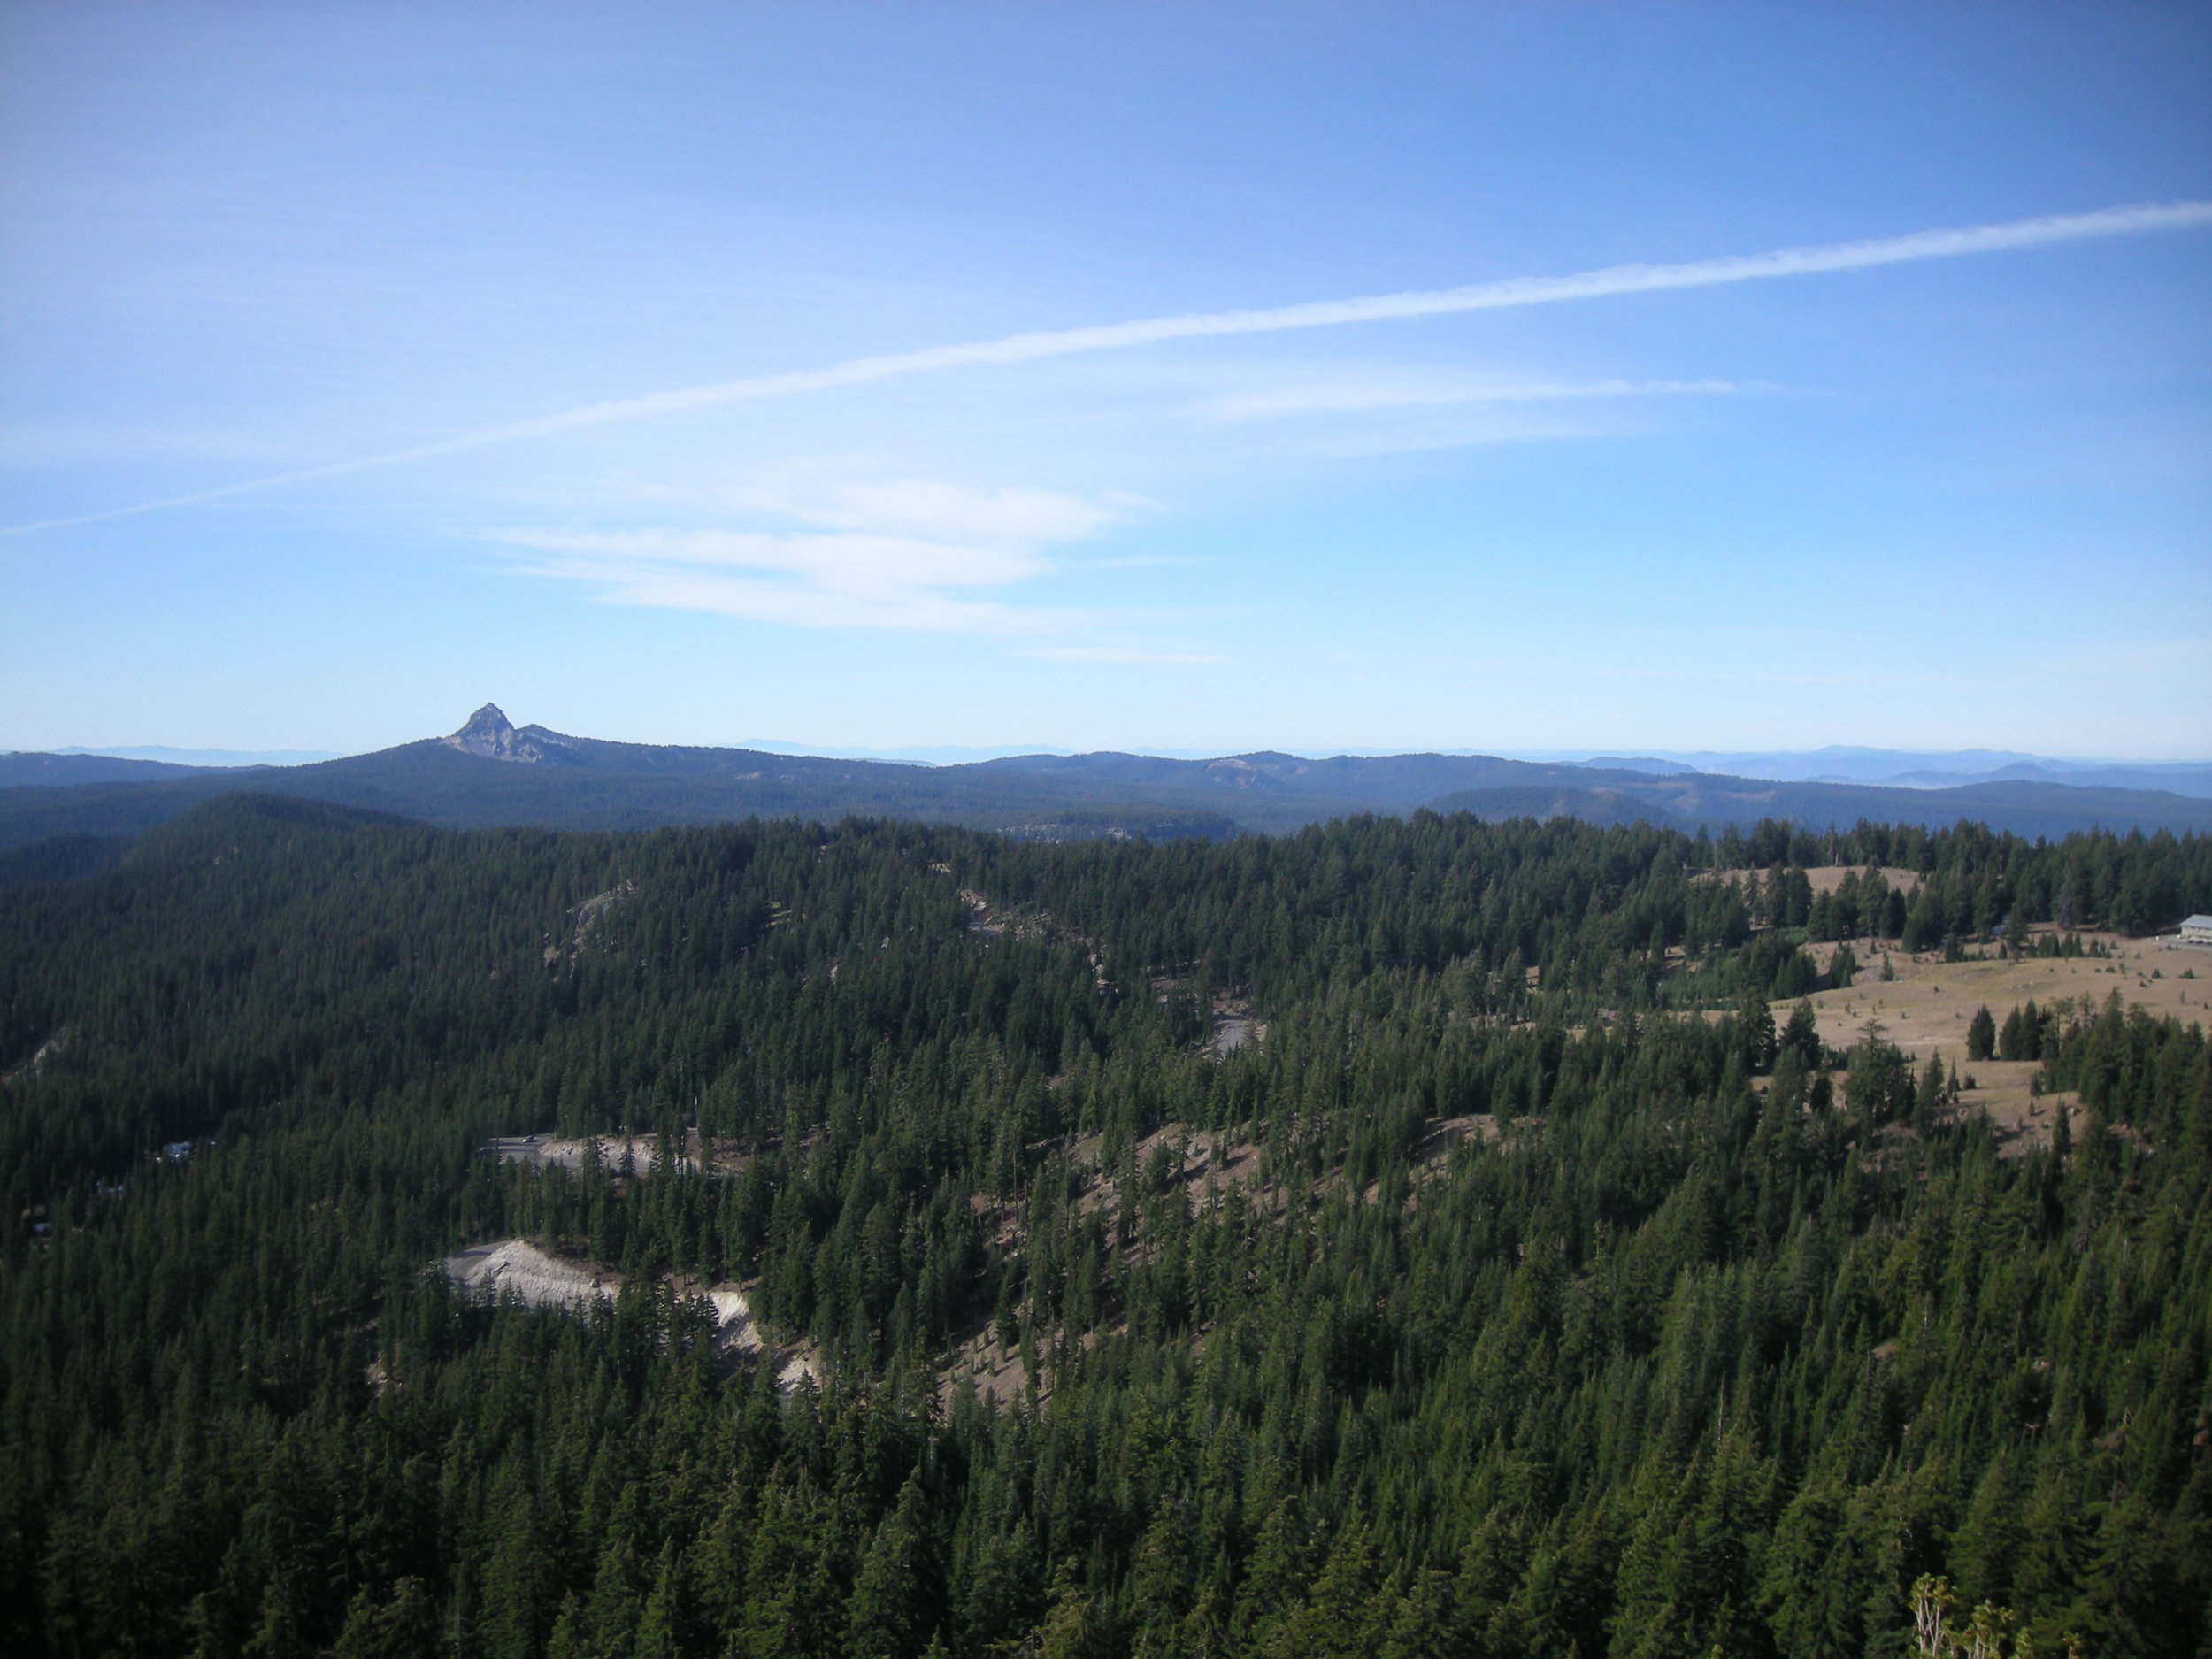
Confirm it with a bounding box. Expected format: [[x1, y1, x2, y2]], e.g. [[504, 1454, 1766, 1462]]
[[1, 795, 2207, 1657]]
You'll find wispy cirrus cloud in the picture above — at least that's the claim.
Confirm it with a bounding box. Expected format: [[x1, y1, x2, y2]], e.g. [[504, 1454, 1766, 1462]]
[[483, 467, 1141, 636], [503, 541, 1057, 632], [492, 526, 1056, 632], [620, 460, 1130, 544], [1205, 375, 1744, 422], [11, 199, 2205, 537]]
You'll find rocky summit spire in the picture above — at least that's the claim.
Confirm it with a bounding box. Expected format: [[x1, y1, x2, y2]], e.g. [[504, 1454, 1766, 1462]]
[[455, 703, 511, 740], [444, 703, 541, 762]]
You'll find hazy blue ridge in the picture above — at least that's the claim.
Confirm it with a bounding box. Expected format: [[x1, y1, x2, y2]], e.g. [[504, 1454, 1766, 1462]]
[[4, 715, 2209, 866]]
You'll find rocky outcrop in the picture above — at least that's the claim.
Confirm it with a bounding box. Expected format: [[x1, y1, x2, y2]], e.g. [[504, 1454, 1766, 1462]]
[[442, 703, 580, 764]]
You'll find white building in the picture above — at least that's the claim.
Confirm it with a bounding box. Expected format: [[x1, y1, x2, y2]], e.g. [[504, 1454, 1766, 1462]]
[[2180, 914, 2212, 947]]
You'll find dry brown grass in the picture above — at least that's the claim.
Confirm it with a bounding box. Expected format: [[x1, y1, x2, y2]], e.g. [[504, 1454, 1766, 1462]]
[[1791, 931, 2208, 1148], [1696, 864, 1924, 896]]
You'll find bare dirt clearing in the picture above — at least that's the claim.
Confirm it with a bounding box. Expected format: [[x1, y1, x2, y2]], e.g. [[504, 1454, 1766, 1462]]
[[1209, 993, 1265, 1059], [939, 1324, 1032, 1409], [1064, 1123, 1269, 1225]]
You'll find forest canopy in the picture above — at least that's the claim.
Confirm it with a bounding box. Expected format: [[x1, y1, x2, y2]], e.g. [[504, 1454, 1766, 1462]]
[[0, 795, 2206, 1658]]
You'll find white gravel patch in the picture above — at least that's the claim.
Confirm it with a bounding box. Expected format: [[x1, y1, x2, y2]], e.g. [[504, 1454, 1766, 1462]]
[[708, 1287, 763, 1356], [776, 1349, 819, 1394], [446, 1246, 777, 1372], [445, 1240, 618, 1311]]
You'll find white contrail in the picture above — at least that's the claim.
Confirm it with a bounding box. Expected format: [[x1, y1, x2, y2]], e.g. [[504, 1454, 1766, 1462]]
[[7, 198, 2208, 538]]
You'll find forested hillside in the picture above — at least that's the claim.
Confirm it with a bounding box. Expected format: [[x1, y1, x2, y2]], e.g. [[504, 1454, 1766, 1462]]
[[1, 796, 2207, 1657]]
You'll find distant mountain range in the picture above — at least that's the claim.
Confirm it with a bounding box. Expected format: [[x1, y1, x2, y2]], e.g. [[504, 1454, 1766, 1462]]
[[1548, 746, 2212, 797], [53, 743, 343, 768], [3, 705, 2208, 882], [714, 741, 2212, 795]]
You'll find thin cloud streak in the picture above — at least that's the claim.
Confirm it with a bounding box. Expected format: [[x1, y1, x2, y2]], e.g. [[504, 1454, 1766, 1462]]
[[1208, 376, 1742, 420], [8, 199, 2208, 537], [558, 565, 1058, 634], [492, 526, 1045, 591], [637, 469, 1123, 543]]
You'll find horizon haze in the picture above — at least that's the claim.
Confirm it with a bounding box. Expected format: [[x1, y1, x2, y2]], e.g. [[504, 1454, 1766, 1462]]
[[24, 710, 2211, 795]]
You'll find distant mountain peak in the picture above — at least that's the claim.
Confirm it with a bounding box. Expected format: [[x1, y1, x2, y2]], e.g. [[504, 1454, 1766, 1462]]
[[443, 703, 575, 764]]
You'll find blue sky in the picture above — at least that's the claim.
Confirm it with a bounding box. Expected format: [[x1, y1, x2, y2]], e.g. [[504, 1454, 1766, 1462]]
[[3, 3, 2208, 758]]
